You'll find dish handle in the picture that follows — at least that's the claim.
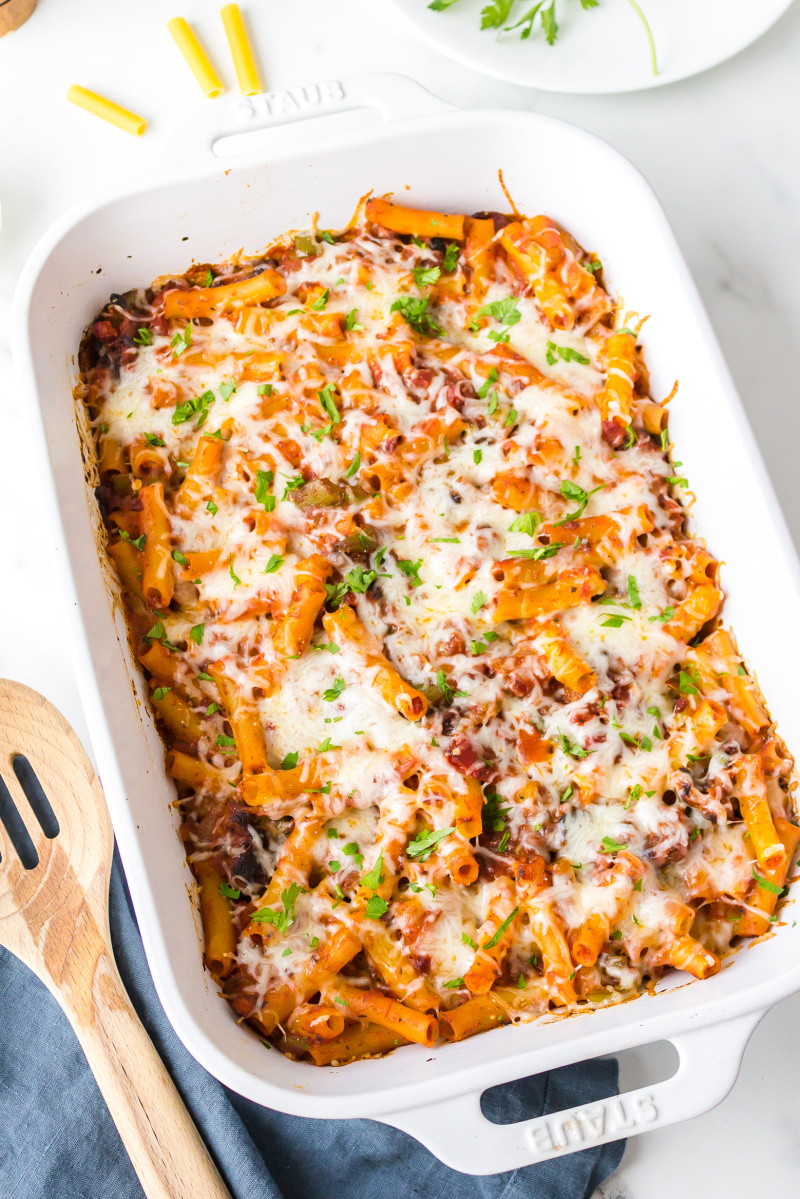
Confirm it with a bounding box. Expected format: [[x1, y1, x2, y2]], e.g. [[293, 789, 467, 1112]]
[[377, 1011, 763, 1175], [150, 71, 453, 169]]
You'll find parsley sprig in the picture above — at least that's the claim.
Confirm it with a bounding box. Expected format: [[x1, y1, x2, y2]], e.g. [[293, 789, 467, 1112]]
[[428, 0, 658, 77]]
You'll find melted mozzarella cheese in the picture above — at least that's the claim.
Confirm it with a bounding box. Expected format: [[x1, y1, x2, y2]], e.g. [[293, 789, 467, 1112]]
[[84, 199, 795, 1055]]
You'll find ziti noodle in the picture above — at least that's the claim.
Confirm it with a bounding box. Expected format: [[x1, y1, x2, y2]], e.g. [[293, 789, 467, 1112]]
[[79, 195, 797, 1064]]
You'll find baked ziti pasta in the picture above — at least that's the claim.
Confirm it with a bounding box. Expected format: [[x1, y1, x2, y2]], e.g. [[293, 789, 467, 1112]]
[[78, 194, 797, 1064]]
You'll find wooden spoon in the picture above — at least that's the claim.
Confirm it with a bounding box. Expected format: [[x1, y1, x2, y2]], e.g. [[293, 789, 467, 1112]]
[[0, 678, 232, 1199]]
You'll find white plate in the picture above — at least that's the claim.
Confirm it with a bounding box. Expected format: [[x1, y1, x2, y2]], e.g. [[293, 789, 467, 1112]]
[[388, 0, 794, 93]]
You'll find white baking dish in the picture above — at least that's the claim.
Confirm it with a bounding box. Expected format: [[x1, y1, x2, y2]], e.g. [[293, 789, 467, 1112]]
[[13, 73, 800, 1174]]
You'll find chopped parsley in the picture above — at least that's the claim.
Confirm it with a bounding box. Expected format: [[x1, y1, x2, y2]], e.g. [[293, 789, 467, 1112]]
[[484, 907, 518, 949], [361, 851, 385, 890], [344, 308, 364, 332], [478, 296, 521, 330], [228, 554, 242, 588], [512, 544, 563, 560], [282, 474, 305, 500], [255, 469, 275, 512], [133, 327, 153, 346], [172, 389, 214, 428], [365, 896, 389, 919], [281, 751, 299, 770], [558, 731, 588, 760], [152, 686, 170, 702], [601, 836, 626, 854], [219, 881, 241, 899], [310, 288, 330, 310], [263, 554, 283, 574], [322, 676, 346, 702], [406, 826, 454, 861], [390, 295, 443, 337], [555, 479, 605, 524], [545, 340, 591, 366], [752, 868, 783, 895], [413, 265, 441, 289], [627, 575, 642, 609], [624, 784, 642, 811], [443, 243, 460, 271], [144, 620, 178, 652], [436, 669, 467, 705], [346, 564, 377, 593], [251, 882, 304, 933], [344, 450, 361, 478], [477, 368, 498, 399], [471, 590, 488, 614], [482, 789, 510, 834], [508, 512, 541, 536], [397, 558, 423, 587], [171, 326, 192, 357], [318, 384, 341, 427], [342, 841, 364, 868]]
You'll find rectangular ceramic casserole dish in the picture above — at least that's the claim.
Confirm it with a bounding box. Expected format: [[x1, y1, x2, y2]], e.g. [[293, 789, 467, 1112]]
[[13, 73, 800, 1174]]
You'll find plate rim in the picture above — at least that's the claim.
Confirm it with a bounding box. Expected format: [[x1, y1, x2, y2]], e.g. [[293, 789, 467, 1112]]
[[387, 0, 796, 94]]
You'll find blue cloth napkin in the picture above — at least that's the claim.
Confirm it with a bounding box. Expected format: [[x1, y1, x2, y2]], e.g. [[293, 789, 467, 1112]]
[[0, 850, 625, 1199]]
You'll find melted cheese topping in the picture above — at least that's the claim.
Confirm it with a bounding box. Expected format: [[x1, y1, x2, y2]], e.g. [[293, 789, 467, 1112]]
[[81, 197, 796, 1065]]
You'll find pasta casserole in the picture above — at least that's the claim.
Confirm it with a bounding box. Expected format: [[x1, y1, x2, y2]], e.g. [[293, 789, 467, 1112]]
[[78, 194, 798, 1065]]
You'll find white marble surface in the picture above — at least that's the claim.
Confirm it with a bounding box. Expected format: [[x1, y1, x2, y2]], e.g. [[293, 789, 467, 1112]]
[[2, 1, 800, 1194]]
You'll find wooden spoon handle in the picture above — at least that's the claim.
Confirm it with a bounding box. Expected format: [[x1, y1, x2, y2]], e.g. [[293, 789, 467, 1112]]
[[60, 942, 232, 1199]]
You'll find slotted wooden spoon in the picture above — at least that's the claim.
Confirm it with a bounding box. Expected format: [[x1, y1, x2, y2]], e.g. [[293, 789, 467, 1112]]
[[0, 678, 232, 1199]]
